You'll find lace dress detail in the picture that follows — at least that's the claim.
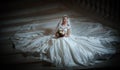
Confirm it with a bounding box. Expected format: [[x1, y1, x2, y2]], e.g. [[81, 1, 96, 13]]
[[58, 24, 71, 34]]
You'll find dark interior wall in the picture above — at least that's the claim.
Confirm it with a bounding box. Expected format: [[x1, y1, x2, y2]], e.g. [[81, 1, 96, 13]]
[[1, 0, 119, 21], [0, 0, 120, 30], [0, 0, 60, 14], [60, 0, 120, 22], [0, 0, 120, 21]]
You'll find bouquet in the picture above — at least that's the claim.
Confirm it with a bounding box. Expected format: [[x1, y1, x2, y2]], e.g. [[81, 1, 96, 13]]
[[56, 29, 65, 38]]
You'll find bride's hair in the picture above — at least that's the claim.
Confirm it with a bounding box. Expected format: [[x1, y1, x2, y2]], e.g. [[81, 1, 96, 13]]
[[63, 15, 68, 18]]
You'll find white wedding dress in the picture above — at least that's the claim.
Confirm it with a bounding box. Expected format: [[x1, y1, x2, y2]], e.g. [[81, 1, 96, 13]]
[[11, 19, 119, 67]]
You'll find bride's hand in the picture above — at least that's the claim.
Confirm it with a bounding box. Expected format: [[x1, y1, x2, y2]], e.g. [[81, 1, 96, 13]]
[[65, 34, 69, 37]]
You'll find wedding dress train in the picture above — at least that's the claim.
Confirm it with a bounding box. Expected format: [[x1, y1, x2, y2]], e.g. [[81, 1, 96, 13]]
[[11, 19, 119, 67]]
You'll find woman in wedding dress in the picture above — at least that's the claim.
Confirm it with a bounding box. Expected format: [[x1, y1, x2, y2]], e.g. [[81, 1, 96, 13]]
[[11, 15, 119, 67]]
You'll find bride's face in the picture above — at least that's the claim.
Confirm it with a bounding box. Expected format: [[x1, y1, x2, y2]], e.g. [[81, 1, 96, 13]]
[[63, 17, 68, 23]]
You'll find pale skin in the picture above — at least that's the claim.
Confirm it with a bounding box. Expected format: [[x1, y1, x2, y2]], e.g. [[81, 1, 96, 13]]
[[55, 16, 70, 37]]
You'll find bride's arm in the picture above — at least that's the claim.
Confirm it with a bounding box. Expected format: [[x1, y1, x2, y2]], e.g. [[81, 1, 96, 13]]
[[55, 31, 59, 37], [66, 29, 70, 37]]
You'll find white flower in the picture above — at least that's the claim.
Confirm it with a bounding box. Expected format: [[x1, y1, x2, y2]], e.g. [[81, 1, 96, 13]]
[[59, 30, 65, 34]]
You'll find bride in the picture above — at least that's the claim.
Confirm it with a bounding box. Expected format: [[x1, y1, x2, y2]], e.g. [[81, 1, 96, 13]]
[[11, 15, 119, 67]]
